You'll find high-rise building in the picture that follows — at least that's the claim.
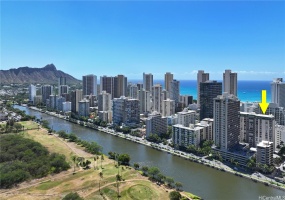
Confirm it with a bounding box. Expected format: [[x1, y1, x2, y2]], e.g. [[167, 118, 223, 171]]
[[146, 112, 167, 137], [197, 70, 209, 105], [59, 85, 68, 96], [57, 97, 66, 111], [71, 89, 83, 113], [162, 98, 175, 117], [78, 99, 90, 117], [62, 102, 71, 112], [98, 91, 112, 112], [165, 72, 174, 92], [271, 78, 285, 108], [172, 124, 204, 148], [58, 76, 67, 95], [33, 95, 42, 106], [256, 141, 273, 166], [169, 80, 180, 104], [200, 81, 222, 120], [177, 109, 196, 127], [41, 85, 53, 105], [239, 112, 275, 148], [85, 95, 96, 107], [62, 93, 71, 102], [112, 96, 140, 126], [100, 76, 114, 98], [196, 118, 214, 141], [152, 84, 162, 113], [223, 70, 237, 96], [213, 93, 240, 151], [143, 73, 153, 92], [114, 75, 127, 98], [129, 84, 138, 99], [29, 84, 36, 104], [137, 83, 143, 91], [275, 125, 285, 150], [58, 76, 66, 86], [258, 103, 285, 126], [138, 89, 151, 114], [161, 89, 169, 101], [83, 74, 97, 96], [47, 95, 59, 111], [179, 95, 193, 108]]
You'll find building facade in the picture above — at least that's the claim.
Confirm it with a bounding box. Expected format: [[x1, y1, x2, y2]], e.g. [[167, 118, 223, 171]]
[[146, 112, 167, 137], [151, 84, 162, 113], [112, 96, 140, 126], [143, 73, 153, 92], [164, 72, 173, 92], [239, 112, 275, 149], [41, 85, 53, 105], [83, 74, 97, 96], [197, 70, 209, 105], [29, 84, 36, 104], [256, 141, 274, 166], [177, 109, 196, 127], [71, 89, 83, 113], [172, 124, 204, 148], [200, 81, 222, 120], [138, 89, 151, 114], [213, 93, 240, 151], [223, 70, 237, 96], [271, 78, 285, 108], [162, 98, 175, 117]]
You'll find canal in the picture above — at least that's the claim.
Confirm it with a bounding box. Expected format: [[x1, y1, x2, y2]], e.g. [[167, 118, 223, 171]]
[[16, 106, 285, 200]]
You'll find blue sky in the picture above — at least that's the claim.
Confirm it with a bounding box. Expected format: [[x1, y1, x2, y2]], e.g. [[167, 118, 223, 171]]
[[1, 1, 285, 80]]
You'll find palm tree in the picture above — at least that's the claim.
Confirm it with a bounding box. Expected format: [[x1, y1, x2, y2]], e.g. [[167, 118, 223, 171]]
[[101, 154, 104, 169], [94, 157, 97, 170], [116, 174, 121, 197], [99, 171, 103, 194], [71, 155, 77, 173]]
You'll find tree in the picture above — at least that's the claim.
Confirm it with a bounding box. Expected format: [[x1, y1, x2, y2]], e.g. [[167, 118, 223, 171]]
[[175, 182, 183, 191], [148, 167, 160, 179], [134, 163, 140, 170], [71, 155, 77, 173], [118, 154, 130, 165], [99, 171, 103, 178], [94, 157, 97, 170], [142, 166, 148, 176], [14, 123, 22, 133], [116, 173, 121, 197], [165, 176, 175, 187], [108, 151, 116, 159], [68, 133, 78, 142], [41, 120, 50, 129], [169, 191, 182, 200], [62, 192, 83, 200], [157, 173, 165, 183], [101, 154, 104, 168]]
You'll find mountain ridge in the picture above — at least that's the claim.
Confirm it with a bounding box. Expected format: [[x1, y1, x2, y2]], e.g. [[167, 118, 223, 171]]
[[0, 64, 81, 84]]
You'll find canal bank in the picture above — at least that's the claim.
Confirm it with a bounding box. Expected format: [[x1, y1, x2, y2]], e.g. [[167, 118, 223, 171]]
[[16, 105, 285, 200]]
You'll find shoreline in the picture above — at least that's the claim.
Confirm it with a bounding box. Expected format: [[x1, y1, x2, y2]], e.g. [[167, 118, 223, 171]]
[[26, 105, 285, 192]]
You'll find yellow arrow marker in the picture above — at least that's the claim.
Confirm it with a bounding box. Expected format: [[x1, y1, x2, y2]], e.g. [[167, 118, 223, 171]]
[[259, 90, 269, 114]]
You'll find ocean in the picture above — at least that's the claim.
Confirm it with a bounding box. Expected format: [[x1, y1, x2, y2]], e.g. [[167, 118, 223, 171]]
[[129, 80, 272, 102]]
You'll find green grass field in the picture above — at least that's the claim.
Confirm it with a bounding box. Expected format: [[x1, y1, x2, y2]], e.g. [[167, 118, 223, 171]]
[[0, 121, 201, 200]]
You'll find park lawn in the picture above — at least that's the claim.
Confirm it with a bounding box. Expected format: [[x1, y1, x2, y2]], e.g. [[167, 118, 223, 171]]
[[85, 179, 169, 200], [19, 121, 39, 129], [1, 121, 200, 200], [22, 128, 75, 163]]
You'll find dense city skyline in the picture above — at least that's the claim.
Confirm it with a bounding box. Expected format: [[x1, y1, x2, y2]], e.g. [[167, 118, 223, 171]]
[[1, 1, 285, 80]]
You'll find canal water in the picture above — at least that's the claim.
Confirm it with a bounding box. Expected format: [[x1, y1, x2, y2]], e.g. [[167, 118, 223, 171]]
[[15, 106, 285, 200]]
